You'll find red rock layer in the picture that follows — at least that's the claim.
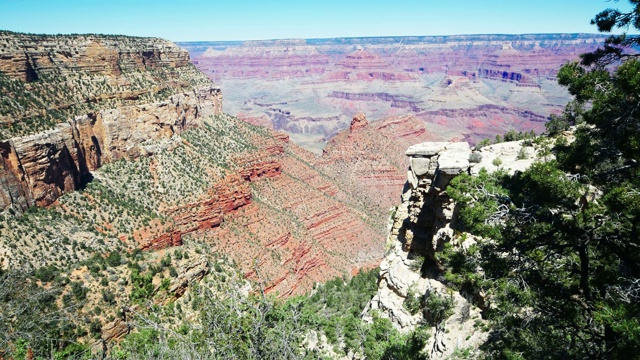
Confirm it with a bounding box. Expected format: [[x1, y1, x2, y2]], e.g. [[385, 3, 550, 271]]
[[416, 105, 548, 144], [206, 144, 386, 297], [184, 114, 443, 296], [172, 173, 253, 233], [318, 114, 443, 211], [140, 132, 287, 252], [141, 231, 182, 251]]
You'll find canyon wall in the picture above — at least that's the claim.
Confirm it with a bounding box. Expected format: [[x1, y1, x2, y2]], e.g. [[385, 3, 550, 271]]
[[0, 86, 221, 212], [0, 31, 415, 297], [0, 32, 190, 82], [0, 31, 222, 213], [180, 34, 609, 148]]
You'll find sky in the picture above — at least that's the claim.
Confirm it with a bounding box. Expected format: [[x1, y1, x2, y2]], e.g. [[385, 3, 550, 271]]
[[0, 0, 636, 42]]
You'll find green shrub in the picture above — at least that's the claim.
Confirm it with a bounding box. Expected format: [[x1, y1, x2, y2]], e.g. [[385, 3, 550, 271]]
[[516, 147, 529, 160], [403, 283, 423, 315], [169, 266, 178, 278], [422, 291, 455, 327], [545, 114, 570, 135], [469, 152, 483, 163], [34, 264, 58, 282], [106, 251, 122, 267], [102, 289, 116, 305]]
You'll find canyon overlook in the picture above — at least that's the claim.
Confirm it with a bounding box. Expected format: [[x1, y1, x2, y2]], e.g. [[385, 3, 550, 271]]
[[180, 34, 608, 149], [2, 0, 639, 355], [1, 31, 450, 297], [364, 138, 545, 358], [0, 30, 610, 304]]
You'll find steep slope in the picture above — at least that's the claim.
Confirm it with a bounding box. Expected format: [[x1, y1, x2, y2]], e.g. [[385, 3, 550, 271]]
[[2, 32, 442, 298], [0, 110, 402, 296], [317, 112, 443, 214], [0, 31, 221, 213], [365, 139, 546, 358]]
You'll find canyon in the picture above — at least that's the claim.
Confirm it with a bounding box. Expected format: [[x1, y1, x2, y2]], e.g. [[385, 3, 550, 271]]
[[180, 34, 608, 149], [1, 28, 624, 358], [0, 31, 443, 297], [0, 31, 613, 298]]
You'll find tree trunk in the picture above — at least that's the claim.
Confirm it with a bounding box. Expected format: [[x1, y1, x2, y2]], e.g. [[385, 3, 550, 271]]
[[579, 241, 591, 300]]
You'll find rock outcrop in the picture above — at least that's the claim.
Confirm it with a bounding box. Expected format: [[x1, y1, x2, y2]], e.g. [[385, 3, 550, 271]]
[[364, 140, 486, 358], [101, 318, 130, 343], [349, 112, 368, 132], [0, 31, 222, 214], [365, 139, 542, 358], [0, 85, 222, 213], [169, 257, 209, 298], [402, 142, 470, 255]]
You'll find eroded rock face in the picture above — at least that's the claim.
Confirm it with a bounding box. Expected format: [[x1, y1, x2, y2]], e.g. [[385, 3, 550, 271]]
[[0, 31, 223, 214], [0, 33, 190, 82], [140, 141, 285, 252], [2, 33, 423, 301], [364, 141, 486, 358], [0, 86, 222, 213], [349, 112, 368, 132], [101, 318, 130, 343], [402, 142, 470, 254], [365, 139, 544, 357], [169, 257, 209, 298]]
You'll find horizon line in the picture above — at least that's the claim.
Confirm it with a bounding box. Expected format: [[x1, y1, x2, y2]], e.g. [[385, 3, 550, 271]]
[[176, 32, 614, 44], [0, 29, 618, 44]]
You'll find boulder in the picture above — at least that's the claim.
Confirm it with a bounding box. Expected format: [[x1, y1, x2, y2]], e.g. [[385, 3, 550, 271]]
[[437, 142, 471, 175], [350, 112, 369, 132], [405, 142, 449, 157], [169, 257, 209, 298], [101, 318, 130, 343]]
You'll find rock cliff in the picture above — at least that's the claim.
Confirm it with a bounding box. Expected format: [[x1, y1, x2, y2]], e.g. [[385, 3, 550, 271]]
[[0, 32, 190, 82], [0, 31, 222, 213], [365, 139, 543, 358]]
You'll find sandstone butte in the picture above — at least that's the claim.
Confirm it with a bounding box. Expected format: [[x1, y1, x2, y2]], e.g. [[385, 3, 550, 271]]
[[0, 31, 455, 297]]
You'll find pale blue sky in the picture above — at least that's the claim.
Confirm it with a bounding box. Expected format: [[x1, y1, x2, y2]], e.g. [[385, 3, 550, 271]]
[[0, 0, 635, 41]]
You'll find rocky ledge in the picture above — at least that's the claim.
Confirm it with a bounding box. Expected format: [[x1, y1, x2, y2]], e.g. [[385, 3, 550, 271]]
[[0, 32, 190, 82], [365, 139, 542, 358]]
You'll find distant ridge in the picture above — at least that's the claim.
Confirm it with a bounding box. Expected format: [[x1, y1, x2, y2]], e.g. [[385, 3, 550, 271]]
[[178, 33, 608, 55]]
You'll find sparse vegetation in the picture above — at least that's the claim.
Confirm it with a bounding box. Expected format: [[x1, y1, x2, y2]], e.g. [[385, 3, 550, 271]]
[[468, 152, 482, 163]]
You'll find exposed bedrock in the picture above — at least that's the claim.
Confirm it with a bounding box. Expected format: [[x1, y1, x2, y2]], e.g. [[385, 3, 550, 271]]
[[365, 139, 541, 357], [0, 86, 222, 213], [0, 33, 191, 82]]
